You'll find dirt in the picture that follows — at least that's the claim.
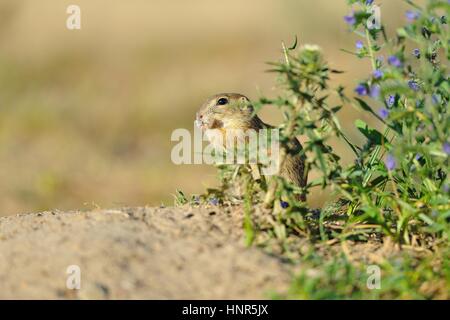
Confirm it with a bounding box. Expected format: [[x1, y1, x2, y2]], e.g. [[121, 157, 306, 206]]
[[0, 206, 291, 299]]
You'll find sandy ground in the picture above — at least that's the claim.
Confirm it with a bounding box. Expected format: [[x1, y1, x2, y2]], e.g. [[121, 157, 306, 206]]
[[0, 206, 291, 299]]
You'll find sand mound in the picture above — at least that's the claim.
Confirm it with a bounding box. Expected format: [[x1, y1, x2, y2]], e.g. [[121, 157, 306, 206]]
[[0, 206, 290, 299]]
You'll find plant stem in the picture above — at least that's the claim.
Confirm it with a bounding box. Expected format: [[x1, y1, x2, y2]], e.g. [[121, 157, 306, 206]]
[[365, 28, 377, 71], [263, 105, 298, 207]]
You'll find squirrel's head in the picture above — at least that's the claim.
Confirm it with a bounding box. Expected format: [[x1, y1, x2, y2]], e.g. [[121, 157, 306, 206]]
[[195, 93, 254, 130]]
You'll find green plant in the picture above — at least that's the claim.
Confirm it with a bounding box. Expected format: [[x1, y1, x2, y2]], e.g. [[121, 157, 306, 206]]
[[338, 0, 450, 245], [214, 0, 449, 248], [275, 245, 449, 299], [202, 0, 449, 299]]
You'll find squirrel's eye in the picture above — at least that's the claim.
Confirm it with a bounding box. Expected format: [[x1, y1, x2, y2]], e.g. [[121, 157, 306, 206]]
[[217, 98, 228, 105]]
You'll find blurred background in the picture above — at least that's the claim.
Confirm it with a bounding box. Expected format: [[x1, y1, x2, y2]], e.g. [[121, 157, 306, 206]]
[[0, 0, 417, 216]]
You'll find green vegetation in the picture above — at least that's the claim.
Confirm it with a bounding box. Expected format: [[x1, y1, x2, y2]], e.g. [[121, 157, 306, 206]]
[[197, 0, 449, 299]]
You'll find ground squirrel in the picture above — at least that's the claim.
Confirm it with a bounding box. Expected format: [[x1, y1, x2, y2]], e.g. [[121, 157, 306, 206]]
[[196, 93, 307, 201]]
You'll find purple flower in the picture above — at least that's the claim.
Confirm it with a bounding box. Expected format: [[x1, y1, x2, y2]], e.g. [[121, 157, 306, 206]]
[[209, 197, 219, 206], [366, 0, 374, 5], [406, 10, 420, 21], [355, 84, 368, 96], [408, 80, 420, 91], [386, 95, 395, 107], [344, 13, 356, 26], [444, 142, 450, 155], [432, 94, 440, 105], [443, 184, 449, 193], [370, 85, 381, 98], [388, 55, 402, 68], [373, 69, 383, 79], [192, 196, 200, 204], [412, 48, 421, 58], [385, 154, 397, 171], [415, 153, 422, 160], [378, 108, 389, 119], [280, 201, 289, 209], [356, 40, 364, 50]]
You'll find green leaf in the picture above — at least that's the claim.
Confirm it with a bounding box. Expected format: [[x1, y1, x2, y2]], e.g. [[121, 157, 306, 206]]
[[354, 98, 385, 123], [355, 119, 387, 146], [423, 178, 438, 192], [331, 106, 342, 113], [288, 35, 298, 50], [418, 214, 435, 226]]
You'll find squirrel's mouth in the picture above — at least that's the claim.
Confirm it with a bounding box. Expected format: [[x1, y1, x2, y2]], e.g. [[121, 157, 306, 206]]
[[195, 112, 206, 129], [195, 114, 223, 130], [195, 118, 205, 129], [195, 117, 210, 130]]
